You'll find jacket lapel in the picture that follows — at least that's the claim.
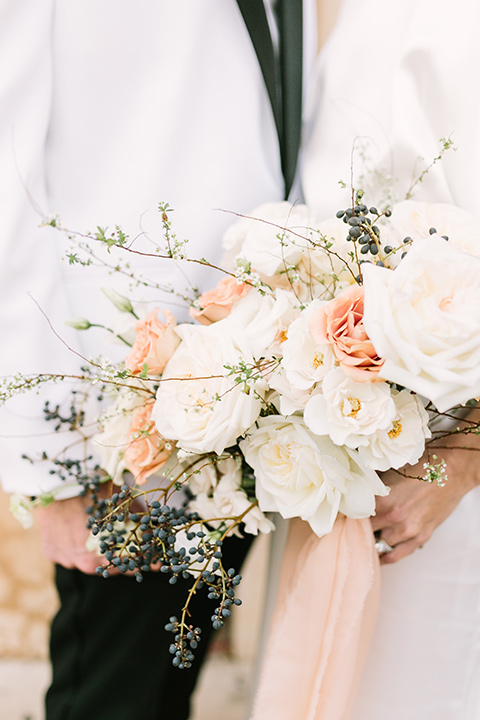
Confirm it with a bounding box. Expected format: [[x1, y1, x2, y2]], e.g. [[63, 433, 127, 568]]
[[236, 0, 303, 198], [276, 0, 303, 198]]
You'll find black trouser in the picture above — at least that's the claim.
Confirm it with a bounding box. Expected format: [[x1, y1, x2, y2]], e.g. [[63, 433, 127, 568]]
[[46, 534, 252, 720]]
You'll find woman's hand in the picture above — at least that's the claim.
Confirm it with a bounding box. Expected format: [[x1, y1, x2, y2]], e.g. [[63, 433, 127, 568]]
[[371, 443, 480, 564]]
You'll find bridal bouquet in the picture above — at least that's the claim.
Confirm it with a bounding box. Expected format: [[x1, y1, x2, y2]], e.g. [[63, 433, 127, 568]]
[[5, 193, 480, 668], [188, 198, 480, 537]]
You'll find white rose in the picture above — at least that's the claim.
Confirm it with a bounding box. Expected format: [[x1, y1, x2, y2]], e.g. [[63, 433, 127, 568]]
[[382, 201, 480, 262], [223, 202, 316, 277], [357, 390, 431, 471], [182, 456, 218, 495], [281, 299, 335, 390], [152, 324, 264, 455], [240, 416, 387, 537], [296, 216, 354, 300], [186, 492, 219, 526], [268, 365, 316, 415], [240, 503, 276, 536], [187, 456, 275, 536], [304, 368, 396, 448], [363, 236, 480, 411], [185, 455, 241, 505], [223, 287, 300, 360]]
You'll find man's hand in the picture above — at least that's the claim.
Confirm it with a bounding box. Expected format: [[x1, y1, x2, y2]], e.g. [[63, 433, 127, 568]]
[[372, 443, 480, 564], [35, 486, 161, 575], [35, 492, 105, 574]]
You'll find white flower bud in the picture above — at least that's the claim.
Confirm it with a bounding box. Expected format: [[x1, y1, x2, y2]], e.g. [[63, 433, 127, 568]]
[[65, 317, 91, 330], [102, 287, 134, 314]]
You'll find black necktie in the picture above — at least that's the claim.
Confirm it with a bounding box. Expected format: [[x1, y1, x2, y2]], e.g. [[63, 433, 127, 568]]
[[236, 0, 303, 199]]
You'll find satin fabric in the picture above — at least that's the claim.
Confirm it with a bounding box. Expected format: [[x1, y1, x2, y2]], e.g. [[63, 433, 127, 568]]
[[251, 517, 380, 720]]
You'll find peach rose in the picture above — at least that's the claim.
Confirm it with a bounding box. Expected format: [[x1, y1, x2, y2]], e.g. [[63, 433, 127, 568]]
[[189, 276, 250, 325], [124, 402, 174, 485], [126, 308, 180, 375], [309, 285, 384, 382]]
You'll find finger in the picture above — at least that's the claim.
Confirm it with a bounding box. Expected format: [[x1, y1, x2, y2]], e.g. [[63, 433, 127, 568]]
[[381, 519, 433, 549], [370, 500, 395, 533], [74, 554, 110, 575], [380, 537, 421, 565], [42, 543, 94, 572], [370, 514, 385, 533], [378, 526, 408, 549], [93, 559, 163, 578]]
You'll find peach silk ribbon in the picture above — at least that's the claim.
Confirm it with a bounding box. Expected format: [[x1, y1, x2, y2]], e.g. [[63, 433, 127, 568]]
[[250, 516, 380, 720]]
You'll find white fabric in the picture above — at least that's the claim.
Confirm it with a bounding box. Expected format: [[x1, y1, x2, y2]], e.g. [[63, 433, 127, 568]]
[[300, 0, 480, 717], [0, 0, 287, 495]]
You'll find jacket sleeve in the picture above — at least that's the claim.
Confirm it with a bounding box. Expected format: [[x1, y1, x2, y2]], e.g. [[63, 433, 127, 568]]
[[0, 0, 84, 497]]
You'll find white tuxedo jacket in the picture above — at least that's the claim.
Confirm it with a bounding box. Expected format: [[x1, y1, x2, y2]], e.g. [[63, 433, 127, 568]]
[[0, 0, 314, 496]]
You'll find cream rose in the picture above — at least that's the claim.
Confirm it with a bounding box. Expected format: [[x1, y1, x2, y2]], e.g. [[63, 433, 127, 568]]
[[187, 457, 275, 536], [182, 456, 219, 496], [223, 287, 300, 360], [223, 201, 315, 277], [381, 200, 480, 262], [280, 299, 335, 391], [363, 236, 480, 411], [303, 368, 396, 448], [357, 390, 431, 471], [152, 324, 264, 455], [268, 365, 318, 416], [240, 416, 387, 537]]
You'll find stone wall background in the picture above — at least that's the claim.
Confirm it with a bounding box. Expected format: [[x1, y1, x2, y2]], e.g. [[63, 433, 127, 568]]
[[0, 489, 57, 659]]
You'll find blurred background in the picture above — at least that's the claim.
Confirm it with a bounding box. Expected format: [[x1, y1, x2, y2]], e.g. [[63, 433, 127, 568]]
[[0, 488, 269, 719]]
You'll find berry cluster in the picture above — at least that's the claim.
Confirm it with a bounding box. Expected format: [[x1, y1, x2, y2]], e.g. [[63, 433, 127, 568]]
[[85, 486, 243, 668], [335, 198, 393, 281], [165, 567, 242, 669], [43, 395, 86, 433], [165, 619, 203, 669]]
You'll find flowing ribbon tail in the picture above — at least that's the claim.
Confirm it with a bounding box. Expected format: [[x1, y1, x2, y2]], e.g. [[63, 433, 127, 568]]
[[250, 516, 380, 720]]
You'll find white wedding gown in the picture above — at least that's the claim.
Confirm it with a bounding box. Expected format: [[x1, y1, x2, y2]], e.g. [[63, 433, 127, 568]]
[[272, 0, 480, 717]]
